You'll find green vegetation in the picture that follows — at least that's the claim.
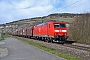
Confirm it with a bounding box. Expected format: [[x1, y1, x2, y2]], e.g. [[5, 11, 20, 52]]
[[0, 34, 10, 41], [14, 37, 80, 60], [0, 33, 5, 40]]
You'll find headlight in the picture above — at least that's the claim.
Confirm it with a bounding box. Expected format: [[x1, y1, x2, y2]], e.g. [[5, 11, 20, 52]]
[[62, 30, 67, 32], [54, 30, 59, 32]]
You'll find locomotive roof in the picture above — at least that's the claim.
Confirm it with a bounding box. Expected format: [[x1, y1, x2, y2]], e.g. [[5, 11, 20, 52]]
[[36, 21, 66, 27], [36, 22, 48, 26]]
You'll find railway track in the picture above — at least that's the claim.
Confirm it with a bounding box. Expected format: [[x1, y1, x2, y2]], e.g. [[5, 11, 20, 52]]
[[63, 43, 90, 52], [44, 40, 90, 52], [49, 40, 90, 52]]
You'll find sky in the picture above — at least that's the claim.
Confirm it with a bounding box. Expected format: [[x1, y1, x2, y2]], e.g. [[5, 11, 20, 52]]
[[0, 0, 90, 24]]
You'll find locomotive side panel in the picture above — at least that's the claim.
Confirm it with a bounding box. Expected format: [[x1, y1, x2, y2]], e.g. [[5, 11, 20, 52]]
[[47, 22, 54, 38], [40, 23, 48, 37]]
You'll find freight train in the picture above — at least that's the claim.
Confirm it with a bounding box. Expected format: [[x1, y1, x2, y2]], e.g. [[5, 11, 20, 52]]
[[10, 21, 68, 43]]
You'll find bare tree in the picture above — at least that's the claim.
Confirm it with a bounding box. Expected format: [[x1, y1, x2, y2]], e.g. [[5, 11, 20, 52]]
[[69, 13, 90, 44]]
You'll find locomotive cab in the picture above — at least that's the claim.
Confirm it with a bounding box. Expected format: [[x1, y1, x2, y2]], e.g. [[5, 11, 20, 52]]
[[53, 22, 68, 42]]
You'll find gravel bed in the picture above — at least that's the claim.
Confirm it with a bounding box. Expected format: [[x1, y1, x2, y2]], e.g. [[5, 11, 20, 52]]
[[0, 48, 8, 59], [19, 37, 90, 60]]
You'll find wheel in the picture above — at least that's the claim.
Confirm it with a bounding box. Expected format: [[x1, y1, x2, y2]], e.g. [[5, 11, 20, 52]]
[[50, 38, 53, 43], [34, 36, 37, 40], [47, 37, 50, 43], [38, 37, 42, 40], [44, 37, 47, 42], [42, 37, 45, 41]]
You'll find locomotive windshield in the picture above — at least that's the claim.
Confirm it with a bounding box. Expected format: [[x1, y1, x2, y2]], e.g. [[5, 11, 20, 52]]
[[54, 24, 66, 28]]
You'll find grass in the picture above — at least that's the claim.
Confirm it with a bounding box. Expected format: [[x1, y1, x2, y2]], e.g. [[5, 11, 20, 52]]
[[0, 34, 10, 41], [0, 33, 5, 40], [14, 36, 81, 60]]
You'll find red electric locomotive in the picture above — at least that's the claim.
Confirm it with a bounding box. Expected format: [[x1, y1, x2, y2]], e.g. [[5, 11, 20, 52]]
[[33, 21, 68, 43]]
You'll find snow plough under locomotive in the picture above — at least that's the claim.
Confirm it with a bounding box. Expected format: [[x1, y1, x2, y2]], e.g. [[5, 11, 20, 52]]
[[12, 21, 68, 43]]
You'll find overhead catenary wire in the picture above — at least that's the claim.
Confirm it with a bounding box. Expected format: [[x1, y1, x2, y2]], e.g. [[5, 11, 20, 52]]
[[61, 0, 82, 9], [54, 0, 82, 13]]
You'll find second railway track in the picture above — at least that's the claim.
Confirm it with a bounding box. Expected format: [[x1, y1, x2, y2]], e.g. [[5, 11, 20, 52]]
[[63, 43, 90, 52]]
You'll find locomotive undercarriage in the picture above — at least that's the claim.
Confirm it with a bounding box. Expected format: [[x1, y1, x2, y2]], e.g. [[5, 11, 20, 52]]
[[53, 35, 68, 43], [33, 35, 68, 43]]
